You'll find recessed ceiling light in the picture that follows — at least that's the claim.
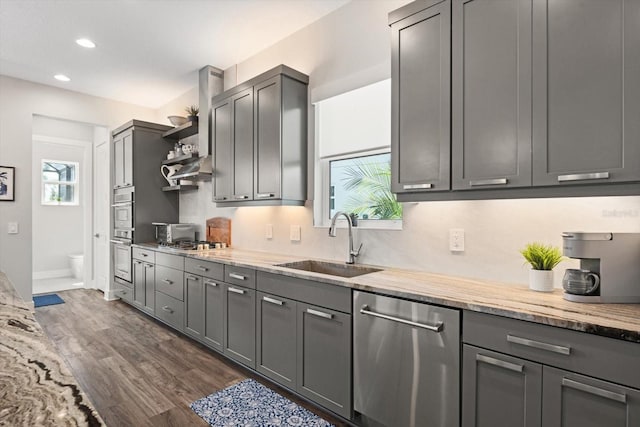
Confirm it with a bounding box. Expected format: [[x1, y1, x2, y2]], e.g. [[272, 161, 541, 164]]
[[76, 38, 96, 48], [54, 74, 71, 82]]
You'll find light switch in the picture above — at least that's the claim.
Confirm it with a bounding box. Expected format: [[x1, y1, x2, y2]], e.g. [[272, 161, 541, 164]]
[[265, 224, 273, 239], [449, 228, 464, 252], [7, 222, 18, 234], [290, 225, 301, 242]]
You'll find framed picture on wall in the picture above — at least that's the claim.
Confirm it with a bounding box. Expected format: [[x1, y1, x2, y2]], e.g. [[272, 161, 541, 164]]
[[0, 166, 15, 201]]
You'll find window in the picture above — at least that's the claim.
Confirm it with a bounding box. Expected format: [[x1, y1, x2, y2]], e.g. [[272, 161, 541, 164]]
[[314, 79, 402, 229], [41, 160, 79, 205]]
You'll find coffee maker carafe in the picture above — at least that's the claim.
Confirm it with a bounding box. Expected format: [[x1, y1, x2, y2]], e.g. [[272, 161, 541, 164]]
[[561, 232, 640, 303]]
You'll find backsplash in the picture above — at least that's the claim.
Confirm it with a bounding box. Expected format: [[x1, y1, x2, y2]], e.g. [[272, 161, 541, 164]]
[[179, 183, 640, 287]]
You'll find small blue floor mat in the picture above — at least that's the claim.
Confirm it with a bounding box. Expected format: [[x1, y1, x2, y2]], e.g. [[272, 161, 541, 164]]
[[33, 293, 65, 308]]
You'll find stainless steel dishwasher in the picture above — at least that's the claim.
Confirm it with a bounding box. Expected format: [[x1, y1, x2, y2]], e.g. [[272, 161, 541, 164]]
[[354, 290, 460, 427]]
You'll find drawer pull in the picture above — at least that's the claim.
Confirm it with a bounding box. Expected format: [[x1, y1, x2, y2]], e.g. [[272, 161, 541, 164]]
[[562, 378, 626, 403], [263, 296, 284, 306], [145, 263, 153, 268], [306, 308, 333, 320], [187, 275, 199, 281], [118, 289, 128, 295], [233, 195, 249, 200], [476, 354, 523, 373], [162, 279, 173, 285], [256, 193, 275, 199], [134, 260, 142, 265], [141, 253, 148, 257], [204, 281, 218, 287], [229, 273, 246, 281], [507, 334, 571, 355], [162, 306, 174, 314], [403, 183, 432, 190], [470, 178, 508, 186], [558, 172, 609, 182], [228, 287, 245, 295], [197, 265, 209, 271], [360, 305, 443, 332], [214, 196, 227, 201]]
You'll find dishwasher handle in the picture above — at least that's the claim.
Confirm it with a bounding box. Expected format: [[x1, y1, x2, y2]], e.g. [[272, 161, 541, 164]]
[[360, 304, 444, 332]]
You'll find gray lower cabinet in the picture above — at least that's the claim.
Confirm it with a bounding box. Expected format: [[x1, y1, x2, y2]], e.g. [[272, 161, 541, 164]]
[[256, 292, 297, 389], [297, 302, 351, 419], [462, 344, 542, 427], [542, 366, 640, 427], [133, 259, 154, 315], [184, 273, 204, 341], [224, 283, 256, 368], [203, 278, 225, 352], [155, 291, 184, 331], [113, 279, 133, 304]]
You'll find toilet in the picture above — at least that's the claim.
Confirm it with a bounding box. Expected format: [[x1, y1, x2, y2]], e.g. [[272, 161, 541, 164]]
[[68, 254, 84, 280]]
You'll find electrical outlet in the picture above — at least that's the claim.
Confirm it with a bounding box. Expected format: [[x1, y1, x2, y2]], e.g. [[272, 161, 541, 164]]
[[7, 222, 18, 234], [449, 228, 465, 252], [290, 225, 301, 242], [265, 224, 273, 239]]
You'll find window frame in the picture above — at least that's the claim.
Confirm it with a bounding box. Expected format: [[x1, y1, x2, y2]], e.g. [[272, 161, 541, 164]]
[[41, 159, 80, 206]]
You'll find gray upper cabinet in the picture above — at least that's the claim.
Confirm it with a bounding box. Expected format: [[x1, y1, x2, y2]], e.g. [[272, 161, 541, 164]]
[[211, 65, 308, 206], [390, 0, 451, 194], [452, 0, 532, 190], [532, 0, 640, 186], [113, 129, 133, 189]]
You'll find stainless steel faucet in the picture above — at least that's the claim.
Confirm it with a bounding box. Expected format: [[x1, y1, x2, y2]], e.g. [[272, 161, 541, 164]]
[[328, 211, 362, 264]]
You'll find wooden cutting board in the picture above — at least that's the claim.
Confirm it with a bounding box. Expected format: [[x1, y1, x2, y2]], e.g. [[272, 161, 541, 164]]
[[206, 217, 231, 246]]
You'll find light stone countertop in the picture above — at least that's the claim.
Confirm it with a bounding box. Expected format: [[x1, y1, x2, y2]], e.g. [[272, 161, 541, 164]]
[[137, 244, 640, 343]]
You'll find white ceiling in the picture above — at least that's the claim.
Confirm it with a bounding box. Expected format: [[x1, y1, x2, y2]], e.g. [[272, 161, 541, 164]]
[[0, 0, 350, 108]]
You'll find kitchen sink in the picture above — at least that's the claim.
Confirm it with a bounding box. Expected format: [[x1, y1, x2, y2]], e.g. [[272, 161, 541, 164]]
[[276, 260, 382, 278]]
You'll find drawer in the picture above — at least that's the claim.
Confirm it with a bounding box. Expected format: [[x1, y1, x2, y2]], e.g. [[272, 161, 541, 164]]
[[185, 257, 224, 281], [132, 247, 155, 263], [257, 271, 351, 313], [155, 252, 184, 270], [155, 291, 184, 331], [463, 311, 640, 389], [224, 265, 256, 289], [155, 265, 184, 300], [114, 280, 133, 304]]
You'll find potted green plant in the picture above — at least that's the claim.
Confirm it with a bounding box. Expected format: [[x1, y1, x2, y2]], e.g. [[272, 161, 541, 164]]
[[185, 105, 199, 121], [520, 242, 565, 292]]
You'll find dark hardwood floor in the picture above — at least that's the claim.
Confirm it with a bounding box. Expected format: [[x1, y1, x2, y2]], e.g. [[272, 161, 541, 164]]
[[34, 289, 349, 426]]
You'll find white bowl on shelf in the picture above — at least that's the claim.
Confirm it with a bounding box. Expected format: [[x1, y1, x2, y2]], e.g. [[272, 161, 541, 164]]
[[168, 115, 188, 126]]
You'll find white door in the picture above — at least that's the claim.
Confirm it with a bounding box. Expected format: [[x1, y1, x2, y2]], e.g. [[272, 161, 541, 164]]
[[93, 138, 109, 292]]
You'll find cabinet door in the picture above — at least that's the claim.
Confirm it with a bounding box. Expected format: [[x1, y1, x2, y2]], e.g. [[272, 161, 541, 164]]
[[542, 366, 640, 427], [532, 0, 640, 185], [452, 0, 532, 190], [254, 76, 282, 200], [133, 260, 145, 308], [113, 133, 124, 189], [390, 1, 451, 194], [462, 345, 542, 427], [256, 292, 296, 389], [143, 262, 155, 314], [224, 284, 256, 368], [212, 97, 232, 202], [203, 279, 224, 352], [122, 130, 133, 187], [297, 303, 351, 419], [184, 274, 204, 341], [231, 89, 254, 201]]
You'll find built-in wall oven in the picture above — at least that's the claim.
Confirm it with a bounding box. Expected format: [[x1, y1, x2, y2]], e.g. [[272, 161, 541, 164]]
[[113, 187, 134, 230]]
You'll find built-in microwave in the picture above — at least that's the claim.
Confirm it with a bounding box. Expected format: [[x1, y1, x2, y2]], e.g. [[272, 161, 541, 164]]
[[113, 187, 134, 230]]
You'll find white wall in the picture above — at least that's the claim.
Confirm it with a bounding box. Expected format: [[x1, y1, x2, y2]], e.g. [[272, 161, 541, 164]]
[[0, 75, 158, 302], [176, 0, 640, 288]]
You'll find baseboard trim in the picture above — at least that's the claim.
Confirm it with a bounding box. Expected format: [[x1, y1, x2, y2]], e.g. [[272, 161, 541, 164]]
[[103, 289, 120, 301], [33, 269, 73, 280]]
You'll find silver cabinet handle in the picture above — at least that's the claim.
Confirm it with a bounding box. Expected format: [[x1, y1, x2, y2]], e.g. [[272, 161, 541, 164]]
[[470, 178, 508, 186], [214, 196, 227, 201], [256, 193, 275, 198], [229, 273, 246, 280], [134, 260, 142, 265], [360, 305, 443, 332], [94, 233, 100, 238], [507, 334, 571, 355], [562, 378, 626, 403], [111, 202, 133, 207], [476, 353, 524, 373], [204, 281, 218, 287], [162, 279, 173, 285], [233, 195, 249, 200], [110, 239, 126, 245], [197, 265, 209, 271], [145, 263, 153, 268], [162, 306, 174, 313], [141, 253, 148, 257], [117, 289, 128, 295], [228, 287, 245, 295], [306, 308, 333, 320], [403, 183, 432, 190], [558, 172, 609, 182], [263, 296, 284, 306], [187, 275, 199, 281]]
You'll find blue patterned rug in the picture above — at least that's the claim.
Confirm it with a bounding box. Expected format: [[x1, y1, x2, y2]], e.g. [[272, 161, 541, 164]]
[[190, 378, 334, 426], [33, 294, 65, 308]]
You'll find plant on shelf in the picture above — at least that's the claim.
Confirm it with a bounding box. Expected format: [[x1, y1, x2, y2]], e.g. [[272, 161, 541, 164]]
[[520, 242, 565, 292], [185, 105, 199, 121]]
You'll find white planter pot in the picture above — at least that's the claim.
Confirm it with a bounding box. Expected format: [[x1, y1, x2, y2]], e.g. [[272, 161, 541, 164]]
[[529, 269, 554, 292]]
